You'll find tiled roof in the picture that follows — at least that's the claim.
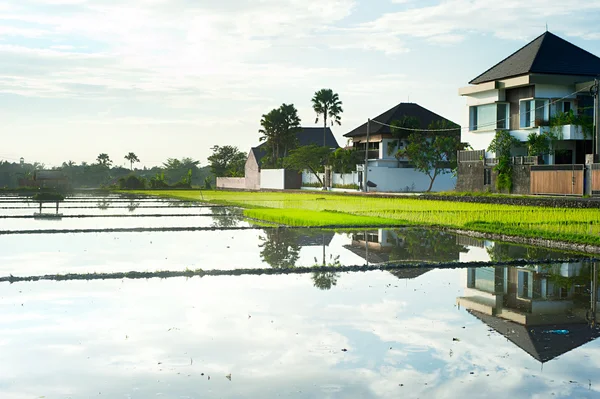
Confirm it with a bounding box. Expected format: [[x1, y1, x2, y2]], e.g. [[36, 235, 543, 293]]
[[470, 31, 600, 84], [343, 103, 457, 137]]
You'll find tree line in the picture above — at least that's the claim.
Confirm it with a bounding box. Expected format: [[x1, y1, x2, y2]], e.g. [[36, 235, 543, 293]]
[[0, 152, 213, 190]]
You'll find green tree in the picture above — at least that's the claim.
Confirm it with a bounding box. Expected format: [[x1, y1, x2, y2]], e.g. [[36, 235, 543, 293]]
[[259, 103, 302, 168], [488, 130, 520, 192], [312, 88, 343, 147], [395, 120, 461, 192], [208, 145, 246, 177], [124, 152, 140, 170], [283, 145, 331, 186], [329, 147, 360, 178], [96, 153, 112, 167]]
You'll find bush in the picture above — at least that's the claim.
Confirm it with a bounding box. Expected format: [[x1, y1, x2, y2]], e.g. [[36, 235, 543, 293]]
[[302, 182, 322, 188], [170, 181, 192, 189], [118, 175, 147, 190], [32, 192, 65, 202], [332, 183, 359, 190]]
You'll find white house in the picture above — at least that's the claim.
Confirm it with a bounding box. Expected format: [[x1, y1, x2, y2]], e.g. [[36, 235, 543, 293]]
[[459, 31, 599, 165], [343, 102, 459, 192]]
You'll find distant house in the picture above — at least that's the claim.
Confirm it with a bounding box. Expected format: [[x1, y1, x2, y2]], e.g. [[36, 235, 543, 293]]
[[457, 31, 600, 195], [217, 127, 339, 190], [20, 170, 69, 189], [343, 102, 460, 192]]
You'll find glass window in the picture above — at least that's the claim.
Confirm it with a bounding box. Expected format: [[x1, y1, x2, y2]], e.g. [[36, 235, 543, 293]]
[[497, 103, 509, 129], [470, 103, 508, 131]]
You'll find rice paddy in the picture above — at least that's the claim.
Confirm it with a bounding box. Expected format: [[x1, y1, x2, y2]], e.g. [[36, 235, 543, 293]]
[[129, 190, 600, 247]]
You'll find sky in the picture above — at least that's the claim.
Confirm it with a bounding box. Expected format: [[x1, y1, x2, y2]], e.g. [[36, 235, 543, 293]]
[[2, 0, 600, 168]]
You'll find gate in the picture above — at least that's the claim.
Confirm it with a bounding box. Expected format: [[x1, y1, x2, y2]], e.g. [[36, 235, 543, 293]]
[[530, 164, 584, 196], [591, 164, 600, 196]]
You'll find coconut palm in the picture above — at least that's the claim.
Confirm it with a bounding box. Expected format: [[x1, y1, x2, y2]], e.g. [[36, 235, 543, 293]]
[[96, 153, 112, 167], [311, 89, 343, 147], [124, 152, 140, 170]]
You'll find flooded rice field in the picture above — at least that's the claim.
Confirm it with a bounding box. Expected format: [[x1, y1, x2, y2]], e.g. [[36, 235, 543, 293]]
[[1, 193, 599, 398]]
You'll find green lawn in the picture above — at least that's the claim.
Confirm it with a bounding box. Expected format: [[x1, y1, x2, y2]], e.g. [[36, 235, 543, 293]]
[[126, 190, 600, 246]]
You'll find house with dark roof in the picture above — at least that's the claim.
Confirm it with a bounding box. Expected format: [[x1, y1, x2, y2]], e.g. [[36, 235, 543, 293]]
[[342, 102, 460, 192], [217, 127, 339, 190], [459, 32, 599, 175], [457, 262, 600, 363]]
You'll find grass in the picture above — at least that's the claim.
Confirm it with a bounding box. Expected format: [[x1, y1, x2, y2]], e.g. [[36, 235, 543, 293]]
[[126, 190, 600, 246]]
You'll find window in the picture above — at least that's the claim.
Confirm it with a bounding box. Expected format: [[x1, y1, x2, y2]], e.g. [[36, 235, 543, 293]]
[[469, 103, 510, 131], [484, 168, 491, 185], [563, 101, 571, 113], [520, 98, 549, 128]]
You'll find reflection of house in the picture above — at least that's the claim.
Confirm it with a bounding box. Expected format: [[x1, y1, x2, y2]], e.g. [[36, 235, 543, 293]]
[[344, 230, 405, 264], [342, 102, 459, 192], [457, 31, 600, 195], [217, 127, 339, 190], [457, 263, 600, 362]]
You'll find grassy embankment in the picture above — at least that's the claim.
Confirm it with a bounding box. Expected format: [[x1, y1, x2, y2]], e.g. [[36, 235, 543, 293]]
[[127, 190, 600, 246]]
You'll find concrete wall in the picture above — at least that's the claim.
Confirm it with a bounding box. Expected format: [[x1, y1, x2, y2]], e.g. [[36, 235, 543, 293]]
[[261, 169, 286, 189], [456, 160, 531, 194], [456, 161, 486, 192], [216, 177, 246, 189], [245, 150, 260, 190]]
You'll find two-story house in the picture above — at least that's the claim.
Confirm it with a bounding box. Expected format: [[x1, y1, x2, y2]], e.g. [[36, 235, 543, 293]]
[[457, 31, 600, 194], [461, 31, 599, 163], [343, 102, 460, 192]]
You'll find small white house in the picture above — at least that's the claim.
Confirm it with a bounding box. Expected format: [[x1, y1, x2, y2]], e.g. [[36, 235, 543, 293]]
[[343, 102, 459, 192]]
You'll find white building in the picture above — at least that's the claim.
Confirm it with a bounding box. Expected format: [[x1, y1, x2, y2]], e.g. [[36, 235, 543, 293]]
[[459, 31, 599, 165], [343, 102, 459, 192]]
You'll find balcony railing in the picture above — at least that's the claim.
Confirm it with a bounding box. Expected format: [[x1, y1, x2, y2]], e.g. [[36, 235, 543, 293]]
[[356, 150, 380, 160]]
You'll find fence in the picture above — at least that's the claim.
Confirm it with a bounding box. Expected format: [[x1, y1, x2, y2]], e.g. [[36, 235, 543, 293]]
[[591, 164, 600, 195], [458, 150, 484, 162], [530, 164, 584, 196]]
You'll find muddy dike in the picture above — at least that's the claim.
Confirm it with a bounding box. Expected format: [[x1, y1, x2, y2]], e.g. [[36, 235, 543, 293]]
[[420, 194, 600, 209], [0, 257, 595, 284]]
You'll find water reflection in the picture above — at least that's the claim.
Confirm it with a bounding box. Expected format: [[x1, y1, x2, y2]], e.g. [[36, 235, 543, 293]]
[[126, 200, 140, 212], [458, 262, 600, 363], [345, 229, 468, 264], [210, 207, 245, 228], [96, 198, 110, 210]]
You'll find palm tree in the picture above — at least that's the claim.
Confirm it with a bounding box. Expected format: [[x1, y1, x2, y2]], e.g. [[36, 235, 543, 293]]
[[124, 152, 140, 170], [311, 89, 343, 147], [96, 153, 112, 167]]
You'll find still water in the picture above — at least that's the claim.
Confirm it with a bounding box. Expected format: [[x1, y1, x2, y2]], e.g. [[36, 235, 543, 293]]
[[0, 194, 598, 398]]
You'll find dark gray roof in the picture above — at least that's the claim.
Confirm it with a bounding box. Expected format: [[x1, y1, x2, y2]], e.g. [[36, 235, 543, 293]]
[[34, 170, 67, 180], [470, 31, 600, 84], [469, 310, 600, 363], [251, 127, 340, 165], [343, 103, 458, 137]]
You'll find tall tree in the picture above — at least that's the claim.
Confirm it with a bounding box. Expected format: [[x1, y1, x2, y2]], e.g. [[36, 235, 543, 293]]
[[208, 145, 246, 177], [283, 145, 331, 186], [96, 153, 112, 167], [259, 103, 301, 168], [124, 152, 140, 171], [395, 120, 461, 192], [312, 89, 343, 147]]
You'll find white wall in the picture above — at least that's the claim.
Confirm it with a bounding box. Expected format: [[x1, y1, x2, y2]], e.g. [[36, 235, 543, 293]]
[[216, 177, 246, 189], [260, 169, 285, 189], [332, 172, 359, 187], [535, 83, 576, 99], [365, 166, 456, 192], [462, 89, 501, 153]]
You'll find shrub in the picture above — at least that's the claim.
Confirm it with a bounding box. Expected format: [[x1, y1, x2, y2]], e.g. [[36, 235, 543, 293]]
[[32, 192, 65, 202], [302, 182, 322, 188], [332, 183, 359, 190], [118, 175, 146, 190]]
